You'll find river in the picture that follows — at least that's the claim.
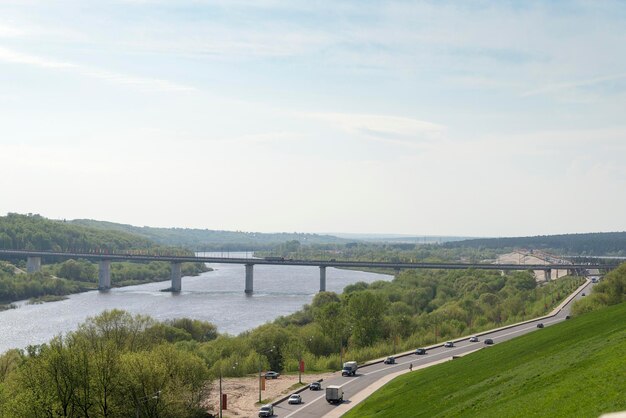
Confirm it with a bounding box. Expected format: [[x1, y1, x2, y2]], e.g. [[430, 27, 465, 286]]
[[0, 254, 392, 353]]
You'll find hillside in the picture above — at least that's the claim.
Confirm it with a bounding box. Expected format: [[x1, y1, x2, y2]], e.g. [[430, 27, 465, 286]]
[[0, 213, 154, 251], [344, 301, 626, 418], [444, 231, 626, 256], [70, 219, 348, 250]]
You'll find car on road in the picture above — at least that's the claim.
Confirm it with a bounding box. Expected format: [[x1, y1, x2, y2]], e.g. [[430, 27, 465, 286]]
[[309, 381, 322, 391], [415, 348, 426, 355], [383, 356, 396, 364], [288, 394, 302, 404], [565, 315, 571, 320], [469, 336, 479, 342], [264, 371, 280, 379], [258, 404, 274, 417], [444, 341, 454, 348], [536, 323, 544, 328], [484, 338, 494, 345], [581, 293, 586, 296]]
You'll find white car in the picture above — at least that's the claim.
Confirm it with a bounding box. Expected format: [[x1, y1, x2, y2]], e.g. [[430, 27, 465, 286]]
[[258, 404, 274, 417], [469, 336, 479, 342], [288, 394, 302, 404]]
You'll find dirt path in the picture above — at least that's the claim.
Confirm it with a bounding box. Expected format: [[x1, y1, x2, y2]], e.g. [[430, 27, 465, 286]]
[[203, 372, 334, 417]]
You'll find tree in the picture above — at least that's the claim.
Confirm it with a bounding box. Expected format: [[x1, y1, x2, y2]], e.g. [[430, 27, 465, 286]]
[[314, 302, 347, 345], [346, 291, 386, 347]]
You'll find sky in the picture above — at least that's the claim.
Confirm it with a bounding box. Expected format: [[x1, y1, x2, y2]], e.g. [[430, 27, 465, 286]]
[[1, 0, 625, 237]]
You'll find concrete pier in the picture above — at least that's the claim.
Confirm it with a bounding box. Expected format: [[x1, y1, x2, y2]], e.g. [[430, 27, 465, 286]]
[[319, 266, 326, 292], [544, 269, 552, 282], [245, 263, 254, 294], [98, 260, 111, 290], [171, 262, 182, 292], [26, 256, 41, 273]]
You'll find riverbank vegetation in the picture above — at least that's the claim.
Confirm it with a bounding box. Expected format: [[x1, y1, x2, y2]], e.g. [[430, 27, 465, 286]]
[[0, 310, 211, 418], [0, 214, 210, 304], [260, 240, 503, 264], [0, 260, 209, 305]]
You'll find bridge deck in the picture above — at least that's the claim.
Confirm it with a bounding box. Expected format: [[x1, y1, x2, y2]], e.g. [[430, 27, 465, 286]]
[[0, 250, 615, 271]]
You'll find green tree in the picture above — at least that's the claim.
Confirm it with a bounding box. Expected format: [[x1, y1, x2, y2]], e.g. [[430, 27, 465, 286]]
[[346, 291, 387, 347]]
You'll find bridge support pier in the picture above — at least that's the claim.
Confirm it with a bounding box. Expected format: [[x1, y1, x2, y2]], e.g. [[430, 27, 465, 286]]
[[98, 260, 111, 290], [319, 266, 326, 292], [26, 256, 41, 273], [245, 263, 254, 294], [544, 269, 552, 282], [394, 268, 401, 276], [171, 262, 182, 292]]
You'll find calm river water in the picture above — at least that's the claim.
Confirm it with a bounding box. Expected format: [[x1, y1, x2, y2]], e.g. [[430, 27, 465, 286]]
[[0, 253, 392, 353]]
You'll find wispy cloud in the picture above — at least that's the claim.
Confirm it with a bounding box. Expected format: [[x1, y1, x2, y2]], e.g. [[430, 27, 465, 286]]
[[0, 45, 195, 92], [305, 112, 445, 147], [522, 72, 626, 97]]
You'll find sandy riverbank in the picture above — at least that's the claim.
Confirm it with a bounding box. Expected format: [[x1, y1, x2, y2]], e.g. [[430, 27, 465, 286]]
[[496, 251, 570, 281], [203, 372, 335, 417]]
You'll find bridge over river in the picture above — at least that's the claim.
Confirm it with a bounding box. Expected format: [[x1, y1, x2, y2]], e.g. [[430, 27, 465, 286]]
[[0, 249, 617, 294]]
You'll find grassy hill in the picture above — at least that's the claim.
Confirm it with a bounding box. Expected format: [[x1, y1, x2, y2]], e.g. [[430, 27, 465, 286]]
[[344, 301, 626, 418]]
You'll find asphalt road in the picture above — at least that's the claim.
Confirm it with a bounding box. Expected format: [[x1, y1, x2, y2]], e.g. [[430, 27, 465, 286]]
[[269, 279, 595, 418]]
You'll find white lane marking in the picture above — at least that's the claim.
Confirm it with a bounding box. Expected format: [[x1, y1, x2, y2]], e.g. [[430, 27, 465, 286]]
[[282, 392, 325, 418], [282, 377, 359, 418], [281, 317, 562, 417]]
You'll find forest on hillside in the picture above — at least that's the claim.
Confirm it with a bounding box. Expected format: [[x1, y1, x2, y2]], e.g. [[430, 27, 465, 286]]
[[70, 219, 348, 250], [0, 214, 154, 252], [443, 232, 626, 256], [0, 214, 207, 305]]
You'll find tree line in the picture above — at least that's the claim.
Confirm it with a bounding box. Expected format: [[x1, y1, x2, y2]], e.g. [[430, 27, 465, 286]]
[[0, 311, 214, 417], [0, 214, 153, 253], [443, 231, 626, 256]]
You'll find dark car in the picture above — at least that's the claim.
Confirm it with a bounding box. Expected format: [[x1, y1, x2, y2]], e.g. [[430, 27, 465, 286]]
[[565, 315, 571, 320], [309, 381, 322, 390], [444, 341, 454, 348], [484, 338, 494, 345], [264, 371, 280, 379], [581, 293, 586, 296], [536, 323, 544, 328], [415, 348, 426, 355], [383, 356, 396, 364]]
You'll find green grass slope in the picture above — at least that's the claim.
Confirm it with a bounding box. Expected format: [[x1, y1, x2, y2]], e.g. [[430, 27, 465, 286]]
[[345, 302, 626, 418]]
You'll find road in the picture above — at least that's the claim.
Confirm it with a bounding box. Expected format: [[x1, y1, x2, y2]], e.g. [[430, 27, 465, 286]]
[[270, 278, 595, 418]]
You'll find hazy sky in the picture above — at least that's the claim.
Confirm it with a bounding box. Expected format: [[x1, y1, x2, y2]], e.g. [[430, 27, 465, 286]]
[[1, 1, 625, 236]]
